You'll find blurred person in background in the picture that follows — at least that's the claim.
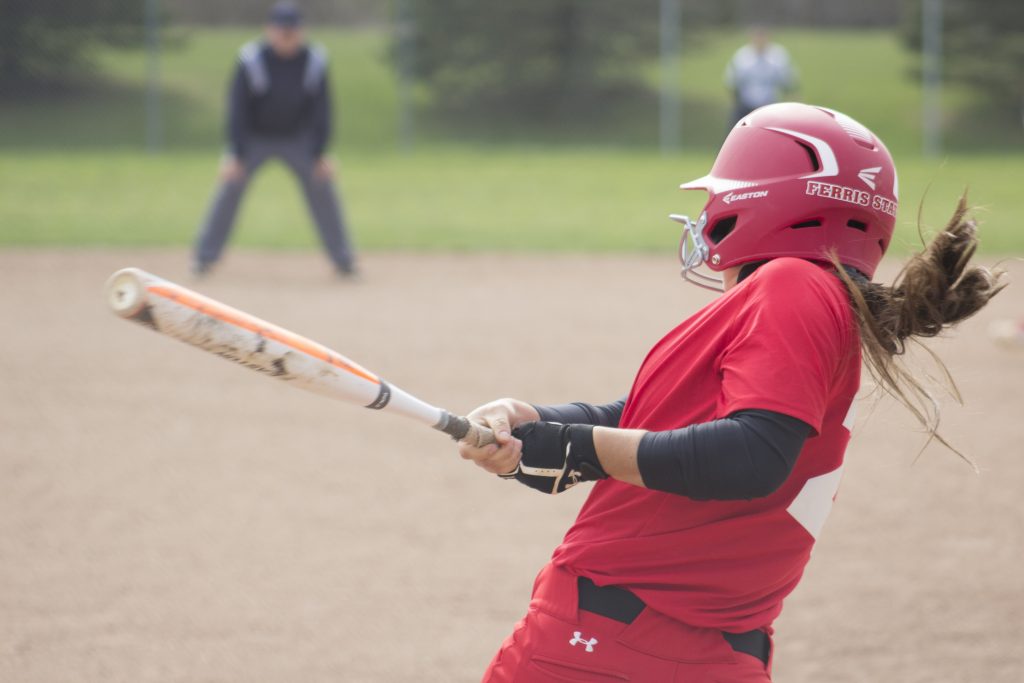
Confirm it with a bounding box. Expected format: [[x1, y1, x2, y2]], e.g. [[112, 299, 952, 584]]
[[193, 1, 357, 278], [990, 318, 1024, 348], [725, 28, 797, 127]]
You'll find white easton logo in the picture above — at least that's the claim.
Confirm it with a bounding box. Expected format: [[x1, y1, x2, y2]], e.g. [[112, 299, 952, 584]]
[[722, 189, 769, 204], [569, 631, 598, 653], [857, 166, 882, 190]]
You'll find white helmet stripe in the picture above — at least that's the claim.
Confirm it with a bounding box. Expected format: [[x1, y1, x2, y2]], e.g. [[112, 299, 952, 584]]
[[765, 127, 839, 180], [819, 107, 876, 145], [679, 175, 757, 193]]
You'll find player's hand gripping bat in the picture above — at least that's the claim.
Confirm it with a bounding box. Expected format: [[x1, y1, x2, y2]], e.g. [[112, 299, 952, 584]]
[[105, 268, 495, 448]]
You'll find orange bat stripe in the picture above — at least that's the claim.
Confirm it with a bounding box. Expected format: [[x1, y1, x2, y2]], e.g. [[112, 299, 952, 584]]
[[147, 284, 381, 385]]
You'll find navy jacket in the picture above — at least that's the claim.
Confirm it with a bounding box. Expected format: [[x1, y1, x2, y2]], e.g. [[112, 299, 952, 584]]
[[228, 41, 330, 157]]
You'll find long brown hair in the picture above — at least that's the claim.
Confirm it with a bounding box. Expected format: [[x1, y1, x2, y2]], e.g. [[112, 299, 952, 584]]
[[833, 195, 1006, 461]]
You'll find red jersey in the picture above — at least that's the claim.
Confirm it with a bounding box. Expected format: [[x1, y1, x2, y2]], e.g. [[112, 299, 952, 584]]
[[551, 257, 861, 633]]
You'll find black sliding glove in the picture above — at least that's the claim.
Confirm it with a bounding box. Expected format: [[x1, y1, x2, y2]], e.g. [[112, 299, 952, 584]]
[[501, 422, 608, 494]]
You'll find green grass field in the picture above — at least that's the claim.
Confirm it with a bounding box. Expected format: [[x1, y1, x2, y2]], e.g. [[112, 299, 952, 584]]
[[2, 148, 1017, 253], [1, 26, 1022, 253]]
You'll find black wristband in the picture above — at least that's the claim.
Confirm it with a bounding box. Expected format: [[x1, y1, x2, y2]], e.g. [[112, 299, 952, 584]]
[[567, 424, 608, 481], [533, 399, 627, 428]]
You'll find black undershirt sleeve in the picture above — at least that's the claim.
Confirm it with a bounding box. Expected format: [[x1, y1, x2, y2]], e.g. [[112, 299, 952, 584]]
[[637, 409, 812, 501], [534, 398, 627, 428]]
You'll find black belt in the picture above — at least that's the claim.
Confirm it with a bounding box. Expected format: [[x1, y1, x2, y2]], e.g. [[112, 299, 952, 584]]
[[577, 577, 770, 667]]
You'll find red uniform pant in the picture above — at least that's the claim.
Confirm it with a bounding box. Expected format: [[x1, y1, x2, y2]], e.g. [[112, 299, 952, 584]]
[[483, 564, 772, 682]]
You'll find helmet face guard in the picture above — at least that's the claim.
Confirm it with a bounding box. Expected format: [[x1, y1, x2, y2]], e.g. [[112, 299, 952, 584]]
[[672, 103, 898, 287], [672, 211, 724, 292]]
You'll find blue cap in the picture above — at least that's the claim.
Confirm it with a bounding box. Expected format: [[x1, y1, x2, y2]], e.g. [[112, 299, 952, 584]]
[[268, 1, 303, 27]]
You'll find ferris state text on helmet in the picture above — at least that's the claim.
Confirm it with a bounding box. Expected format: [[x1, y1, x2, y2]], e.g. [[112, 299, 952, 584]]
[[805, 180, 898, 218]]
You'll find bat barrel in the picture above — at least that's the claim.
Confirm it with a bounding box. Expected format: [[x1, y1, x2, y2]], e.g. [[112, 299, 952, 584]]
[[104, 267, 492, 446]]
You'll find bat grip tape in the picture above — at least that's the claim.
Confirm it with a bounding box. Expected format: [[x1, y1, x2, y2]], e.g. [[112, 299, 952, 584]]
[[435, 412, 496, 448]]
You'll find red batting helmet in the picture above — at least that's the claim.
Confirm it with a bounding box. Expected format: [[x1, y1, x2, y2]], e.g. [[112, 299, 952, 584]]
[[673, 103, 898, 289]]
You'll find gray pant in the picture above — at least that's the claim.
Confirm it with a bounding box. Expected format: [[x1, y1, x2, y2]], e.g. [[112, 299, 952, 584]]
[[194, 134, 355, 271]]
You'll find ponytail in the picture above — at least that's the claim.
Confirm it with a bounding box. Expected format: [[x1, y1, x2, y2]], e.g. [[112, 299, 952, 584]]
[[833, 195, 1006, 460]]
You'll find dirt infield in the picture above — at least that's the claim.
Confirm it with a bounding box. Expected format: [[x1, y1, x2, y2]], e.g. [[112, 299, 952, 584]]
[[1, 249, 1021, 682]]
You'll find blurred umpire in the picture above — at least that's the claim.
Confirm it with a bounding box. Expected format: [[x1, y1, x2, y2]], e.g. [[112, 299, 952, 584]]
[[724, 27, 797, 128], [193, 1, 357, 278]]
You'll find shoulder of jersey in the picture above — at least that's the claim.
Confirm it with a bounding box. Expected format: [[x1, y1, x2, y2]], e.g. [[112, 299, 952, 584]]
[[748, 259, 855, 333], [754, 257, 836, 289], [733, 45, 756, 61], [238, 40, 264, 61]]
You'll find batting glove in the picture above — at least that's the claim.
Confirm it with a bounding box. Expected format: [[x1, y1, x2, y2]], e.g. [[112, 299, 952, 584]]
[[502, 422, 608, 494]]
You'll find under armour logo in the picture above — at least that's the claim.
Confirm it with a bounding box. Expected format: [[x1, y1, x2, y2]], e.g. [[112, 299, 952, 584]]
[[569, 631, 598, 653]]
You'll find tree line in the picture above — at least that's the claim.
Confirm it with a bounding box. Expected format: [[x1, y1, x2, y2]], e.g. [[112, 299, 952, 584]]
[[2, 0, 1021, 130]]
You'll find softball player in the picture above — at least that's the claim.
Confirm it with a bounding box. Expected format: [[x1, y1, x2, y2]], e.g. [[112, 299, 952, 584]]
[[459, 103, 1003, 682]]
